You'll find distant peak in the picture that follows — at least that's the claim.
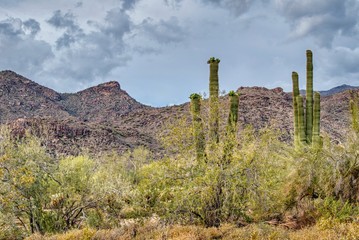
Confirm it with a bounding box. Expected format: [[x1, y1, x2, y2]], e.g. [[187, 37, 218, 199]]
[[0, 70, 20, 76], [96, 81, 121, 89], [77, 81, 123, 95]]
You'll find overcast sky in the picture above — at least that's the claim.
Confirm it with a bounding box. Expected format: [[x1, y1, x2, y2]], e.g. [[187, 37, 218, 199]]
[[0, 0, 358, 106]]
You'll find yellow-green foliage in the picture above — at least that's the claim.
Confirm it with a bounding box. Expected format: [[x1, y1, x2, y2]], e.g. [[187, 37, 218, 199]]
[[136, 125, 291, 225], [26, 222, 359, 240]]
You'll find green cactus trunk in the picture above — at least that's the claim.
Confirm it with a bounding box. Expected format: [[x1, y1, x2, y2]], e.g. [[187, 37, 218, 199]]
[[350, 99, 359, 133], [227, 91, 239, 128], [306, 50, 313, 144], [297, 95, 306, 145], [208, 57, 220, 143], [292, 72, 300, 147], [190, 93, 206, 161], [312, 92, 321, 146], [223, 91, 239, 163]]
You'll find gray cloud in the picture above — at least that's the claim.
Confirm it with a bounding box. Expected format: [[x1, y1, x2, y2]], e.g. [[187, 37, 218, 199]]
[[0, 18, 23, 36], [75, 2, 83, 8], [325, 47, 359, 76], [0, 0, 24, 7], [122, 0, 139, 10], [47, 10, 84, 49], [47, 10, 78, 30], [138, 17, 185, 44], [0, 17, 53, 74], [23, 19, 40, 36], [44, 8, 132, 86], [202, 0, 258, 16], [274, 0, 359, 47]]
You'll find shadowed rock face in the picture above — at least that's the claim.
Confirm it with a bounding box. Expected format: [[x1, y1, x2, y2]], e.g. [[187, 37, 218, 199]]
[[0, 70, 355, 156]]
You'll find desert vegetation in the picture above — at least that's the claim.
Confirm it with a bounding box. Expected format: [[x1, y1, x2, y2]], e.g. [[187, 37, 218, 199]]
[[0, 51, 358, 239]]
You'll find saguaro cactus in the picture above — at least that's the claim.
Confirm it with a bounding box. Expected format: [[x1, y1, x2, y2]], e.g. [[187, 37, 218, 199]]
[[350, 92, 359, 133], [190, 93, 206, 161], [292, 50, 320, 148], [306, 50, 314, 144], [296, 95, 307, 145], [223, 91, 239, 163], [292, 72, 300, 147], [312, 92, 321, 146], [207, 57, 220, 143], [227, 90, 239, 129]]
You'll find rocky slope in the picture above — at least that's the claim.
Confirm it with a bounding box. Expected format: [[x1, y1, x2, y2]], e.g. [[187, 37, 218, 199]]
[[0, 70, 355, 156]]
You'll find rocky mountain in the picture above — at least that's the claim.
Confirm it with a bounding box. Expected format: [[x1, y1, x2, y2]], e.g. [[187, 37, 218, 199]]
[[0, 70, 356, 156], [299, 84, 359, 97], [319, 84, 359, 96]]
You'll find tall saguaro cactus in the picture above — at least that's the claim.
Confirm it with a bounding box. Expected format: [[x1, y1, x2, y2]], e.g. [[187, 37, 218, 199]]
[[292, 50, 321, 148], [306, 50, 314, 144], [207, 57, 220, 143], [190, 93, 206, 161], [292, 72, 300, 147]]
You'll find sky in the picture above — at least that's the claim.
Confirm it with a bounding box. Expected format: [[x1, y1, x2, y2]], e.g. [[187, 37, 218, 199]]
[[0, 0, 359, 107]]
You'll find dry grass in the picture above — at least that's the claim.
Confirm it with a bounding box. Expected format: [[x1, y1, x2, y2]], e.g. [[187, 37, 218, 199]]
[[26, 220, 359, 240]]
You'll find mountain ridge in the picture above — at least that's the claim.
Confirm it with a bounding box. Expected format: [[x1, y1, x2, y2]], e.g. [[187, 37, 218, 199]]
[[0, 70, 356, 155]]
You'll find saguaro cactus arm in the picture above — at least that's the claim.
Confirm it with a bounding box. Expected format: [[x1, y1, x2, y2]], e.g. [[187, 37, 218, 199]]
[[297, 95, 306, 145], [223, 90, 239, 164], [350, 98, 359, 133], [292, 72, 300, 147], [190, 93, 206, 161], [306, 50, 313, 144], [312, 92, 321, 146], [227, 90, 239, 127]]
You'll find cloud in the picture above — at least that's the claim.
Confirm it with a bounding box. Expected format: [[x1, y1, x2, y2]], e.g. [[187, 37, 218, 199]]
[[0, 0, 25, 7], [0, 17, 53, 74], [324, 47, 359, 76], [47, 10, 78, 29], [47, 10, 84, 49], [202, 0, 258, 16], [23, 19, 40, 36], [274, 0, 359, 47], [75, 2, 83, 8], [138, 17, 185, 44], [43, 7, 132, 87], [122, 0, 140, 10]]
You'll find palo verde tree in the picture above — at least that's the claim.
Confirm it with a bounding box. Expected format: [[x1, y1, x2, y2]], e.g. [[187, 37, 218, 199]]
[[186, 58, 241, 227]]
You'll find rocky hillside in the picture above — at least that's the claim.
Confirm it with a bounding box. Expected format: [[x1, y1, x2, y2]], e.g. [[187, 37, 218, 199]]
[[0, 70, 355, 156]]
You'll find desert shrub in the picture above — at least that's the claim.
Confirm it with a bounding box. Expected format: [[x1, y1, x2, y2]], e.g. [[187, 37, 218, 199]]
[[0, 127, 56, 236], [285, 132, 359, 223], [136, 125, 291, 225]]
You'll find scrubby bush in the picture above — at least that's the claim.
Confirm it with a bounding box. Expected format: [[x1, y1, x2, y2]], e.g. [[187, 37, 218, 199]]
[[136, 124, 291, 226]]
